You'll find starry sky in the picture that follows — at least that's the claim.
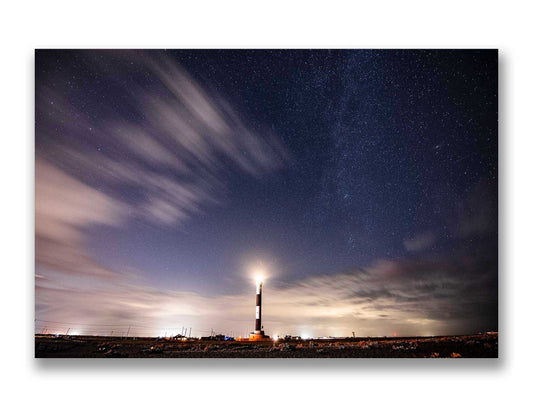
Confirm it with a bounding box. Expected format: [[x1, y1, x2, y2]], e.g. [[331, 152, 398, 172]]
[[35, 50, 498, 338]]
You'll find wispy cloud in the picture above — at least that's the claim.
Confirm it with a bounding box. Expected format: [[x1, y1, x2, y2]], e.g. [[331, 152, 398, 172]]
[[403, 231, 436, 252], [36, 51, 289, 279], [35, 158, 125, 277], [36, 249, 497, 337]]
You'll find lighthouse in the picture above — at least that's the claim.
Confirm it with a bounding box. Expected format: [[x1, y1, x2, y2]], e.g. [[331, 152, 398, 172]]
[[249, 277, 270, 341]]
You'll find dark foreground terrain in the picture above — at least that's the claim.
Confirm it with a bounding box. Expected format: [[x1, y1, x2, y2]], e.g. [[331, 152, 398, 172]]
[[35, 333, 497, 358]]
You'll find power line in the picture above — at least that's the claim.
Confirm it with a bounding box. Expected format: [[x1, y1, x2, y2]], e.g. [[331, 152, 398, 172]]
[[34, 319, 221, 335], [36, 319, 129, 327], [34, 319, 251, 338], [34, 319, 206, 330]]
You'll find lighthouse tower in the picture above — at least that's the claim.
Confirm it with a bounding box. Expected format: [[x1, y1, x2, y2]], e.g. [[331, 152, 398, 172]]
[[249, 278, 270, 341]]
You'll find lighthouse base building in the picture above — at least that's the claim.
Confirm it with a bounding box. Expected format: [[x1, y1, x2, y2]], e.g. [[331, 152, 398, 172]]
[[249, 333, 270, 341]]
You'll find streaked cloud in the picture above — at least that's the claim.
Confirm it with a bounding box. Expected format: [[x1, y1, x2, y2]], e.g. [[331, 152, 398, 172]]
[[36, 51, 289, 279], [36, 249, 497, 337], [403, 231, 436, 252], [35, 158, 125, 277]]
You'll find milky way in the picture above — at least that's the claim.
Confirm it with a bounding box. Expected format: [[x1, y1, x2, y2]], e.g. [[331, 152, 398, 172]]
[[35, 50, 498, 337]]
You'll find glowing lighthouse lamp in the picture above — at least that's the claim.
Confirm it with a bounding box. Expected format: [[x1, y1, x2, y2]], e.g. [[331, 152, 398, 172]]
[[249, 275, 271, 341]]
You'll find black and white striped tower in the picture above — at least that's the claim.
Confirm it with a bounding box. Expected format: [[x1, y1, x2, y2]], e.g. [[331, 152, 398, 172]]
[[255, 280, 263, 334], [249, 277, 270, 340]]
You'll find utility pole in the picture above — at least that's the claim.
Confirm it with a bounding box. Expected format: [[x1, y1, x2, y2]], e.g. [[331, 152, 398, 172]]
[[66, 328, 71, 336], [126, 326, 131, 337]]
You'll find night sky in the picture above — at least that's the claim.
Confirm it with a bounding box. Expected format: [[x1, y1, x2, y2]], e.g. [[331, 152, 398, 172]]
[[35, 50, 498, 338]]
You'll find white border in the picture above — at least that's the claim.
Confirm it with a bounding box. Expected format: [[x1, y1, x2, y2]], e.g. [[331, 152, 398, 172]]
[[2, 1, 531, 406]]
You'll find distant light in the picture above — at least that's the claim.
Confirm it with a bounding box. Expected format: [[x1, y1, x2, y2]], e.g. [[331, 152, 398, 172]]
[[250, 261, 269, 285], [301, 334, 310, 340], [273, 335, 279, 341]]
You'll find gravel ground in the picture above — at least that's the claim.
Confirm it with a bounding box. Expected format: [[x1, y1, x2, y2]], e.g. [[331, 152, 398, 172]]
[[35, 333, 498, 358]]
